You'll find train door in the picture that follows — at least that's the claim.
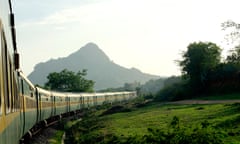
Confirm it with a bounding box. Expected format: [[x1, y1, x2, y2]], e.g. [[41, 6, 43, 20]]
[[18, 76, 25, 137]]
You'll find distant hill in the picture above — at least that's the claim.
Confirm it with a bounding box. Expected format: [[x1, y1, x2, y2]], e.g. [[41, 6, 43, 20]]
[[28, 43, 160, 90]]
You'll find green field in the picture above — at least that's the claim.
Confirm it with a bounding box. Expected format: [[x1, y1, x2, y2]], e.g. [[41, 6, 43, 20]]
[[63, 101, 240, 144]]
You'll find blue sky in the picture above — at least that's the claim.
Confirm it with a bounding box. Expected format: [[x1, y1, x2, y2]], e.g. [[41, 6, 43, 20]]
[[12, 0, 240, 76]]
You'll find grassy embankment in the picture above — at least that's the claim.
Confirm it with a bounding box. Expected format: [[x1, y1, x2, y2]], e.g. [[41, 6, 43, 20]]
[[49, 94, 240, 143]]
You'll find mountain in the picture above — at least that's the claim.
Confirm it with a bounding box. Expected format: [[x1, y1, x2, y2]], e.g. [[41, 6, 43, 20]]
[[28, 43, 160, 90]]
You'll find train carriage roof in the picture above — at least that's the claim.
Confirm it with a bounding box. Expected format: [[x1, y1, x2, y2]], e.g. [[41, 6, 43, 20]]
[[19, 71, 35, 89]]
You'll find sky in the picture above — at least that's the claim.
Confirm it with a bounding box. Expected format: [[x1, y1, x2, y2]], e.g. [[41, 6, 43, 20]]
[[12, 0, 240, 76]]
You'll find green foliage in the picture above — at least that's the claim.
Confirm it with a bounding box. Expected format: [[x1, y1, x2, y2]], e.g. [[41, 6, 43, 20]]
[[170, 116, 180, 129], [155, 42, 227, 101], [226, 46, 240, 64], [45, 69, 95, 92], [139, 117, 225, 144], [64, 103, 240, 143], [205, 62, 240, 94], [157, 41, 240, 101], [179, 42, 221, 93], [64, 109, 102, 144], [48, 130, 65, 144], [124, 82, 141, 91], [66, 114, 225, 144], [163, 76, 181, 87], [155, 80, 192, 101], [222, 20, 240, 45]]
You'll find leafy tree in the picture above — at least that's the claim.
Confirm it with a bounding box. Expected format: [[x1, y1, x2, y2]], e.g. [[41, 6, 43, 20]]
[[179, 42, 221, 93], [222, 20, 240, 45], [226, 45, 240, 64], [45, 69, 94, 92], [222, 20, 240, 65]]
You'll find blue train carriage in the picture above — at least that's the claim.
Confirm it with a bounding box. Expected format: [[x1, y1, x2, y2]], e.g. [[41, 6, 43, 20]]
[[0, 0, 22, 143], [122, 91, 130, 101], [114, 91, 137, 104], [81, 93, 95, 108], [94, 93, 106, 106], [52, 91, 69, 118], [68, 92, 83, 112], [104, 92, 114, 104], [116, 92, 125, 103], [35, 87, 54, 122], [118, 92, 128, 103], [112, 92, 121, 103], [128, 91, 137, 100], [18, 72, 38, 136]]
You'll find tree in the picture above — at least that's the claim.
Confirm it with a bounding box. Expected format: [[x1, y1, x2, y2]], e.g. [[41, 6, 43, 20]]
[[179, 42, 221, 92], [45, 69, 95, 92], [222, 20, 240, 45], [226, 45, 240, 64], [222, 20, 240, 64]]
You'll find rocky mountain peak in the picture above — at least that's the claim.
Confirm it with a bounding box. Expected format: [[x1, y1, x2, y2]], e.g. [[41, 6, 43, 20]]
[[28, 43, 160, 90]]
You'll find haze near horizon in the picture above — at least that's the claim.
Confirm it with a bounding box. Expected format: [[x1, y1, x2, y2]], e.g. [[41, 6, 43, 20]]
[[13, 0, 240, 76]]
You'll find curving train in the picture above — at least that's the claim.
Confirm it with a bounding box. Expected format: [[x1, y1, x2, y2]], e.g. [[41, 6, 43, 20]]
[[0, 1, 137, 143]]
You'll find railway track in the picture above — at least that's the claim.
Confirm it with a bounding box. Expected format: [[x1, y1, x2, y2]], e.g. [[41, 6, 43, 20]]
[[29, 126, 59, 144]]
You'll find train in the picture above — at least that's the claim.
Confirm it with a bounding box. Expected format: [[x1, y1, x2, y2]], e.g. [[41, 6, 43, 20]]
[[0, 1, 137, 143]]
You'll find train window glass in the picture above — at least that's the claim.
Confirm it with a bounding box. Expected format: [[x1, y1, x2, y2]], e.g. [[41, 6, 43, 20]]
[[1, 29, 18, 113], [2, 31, 11, 114], [22, 79, 33, 98]]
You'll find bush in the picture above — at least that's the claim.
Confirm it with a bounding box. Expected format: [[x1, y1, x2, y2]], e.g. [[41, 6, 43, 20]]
[[154, 82, 193, 101]]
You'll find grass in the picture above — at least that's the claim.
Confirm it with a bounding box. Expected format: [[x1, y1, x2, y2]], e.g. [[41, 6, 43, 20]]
[[48, 130, 65, 144], [65, 102, 240, 143]]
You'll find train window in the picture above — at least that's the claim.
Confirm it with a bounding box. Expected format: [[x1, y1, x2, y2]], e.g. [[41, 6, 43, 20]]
[[22, 79, 34, 98], [8, 42, 19, 112], [2, 31, 10, 114], [1, 29, 17, 114], [9, 60, 16, 112]]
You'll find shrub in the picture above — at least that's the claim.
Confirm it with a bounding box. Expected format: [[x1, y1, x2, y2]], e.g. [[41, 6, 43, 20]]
[[154, 82, 193, 101]]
